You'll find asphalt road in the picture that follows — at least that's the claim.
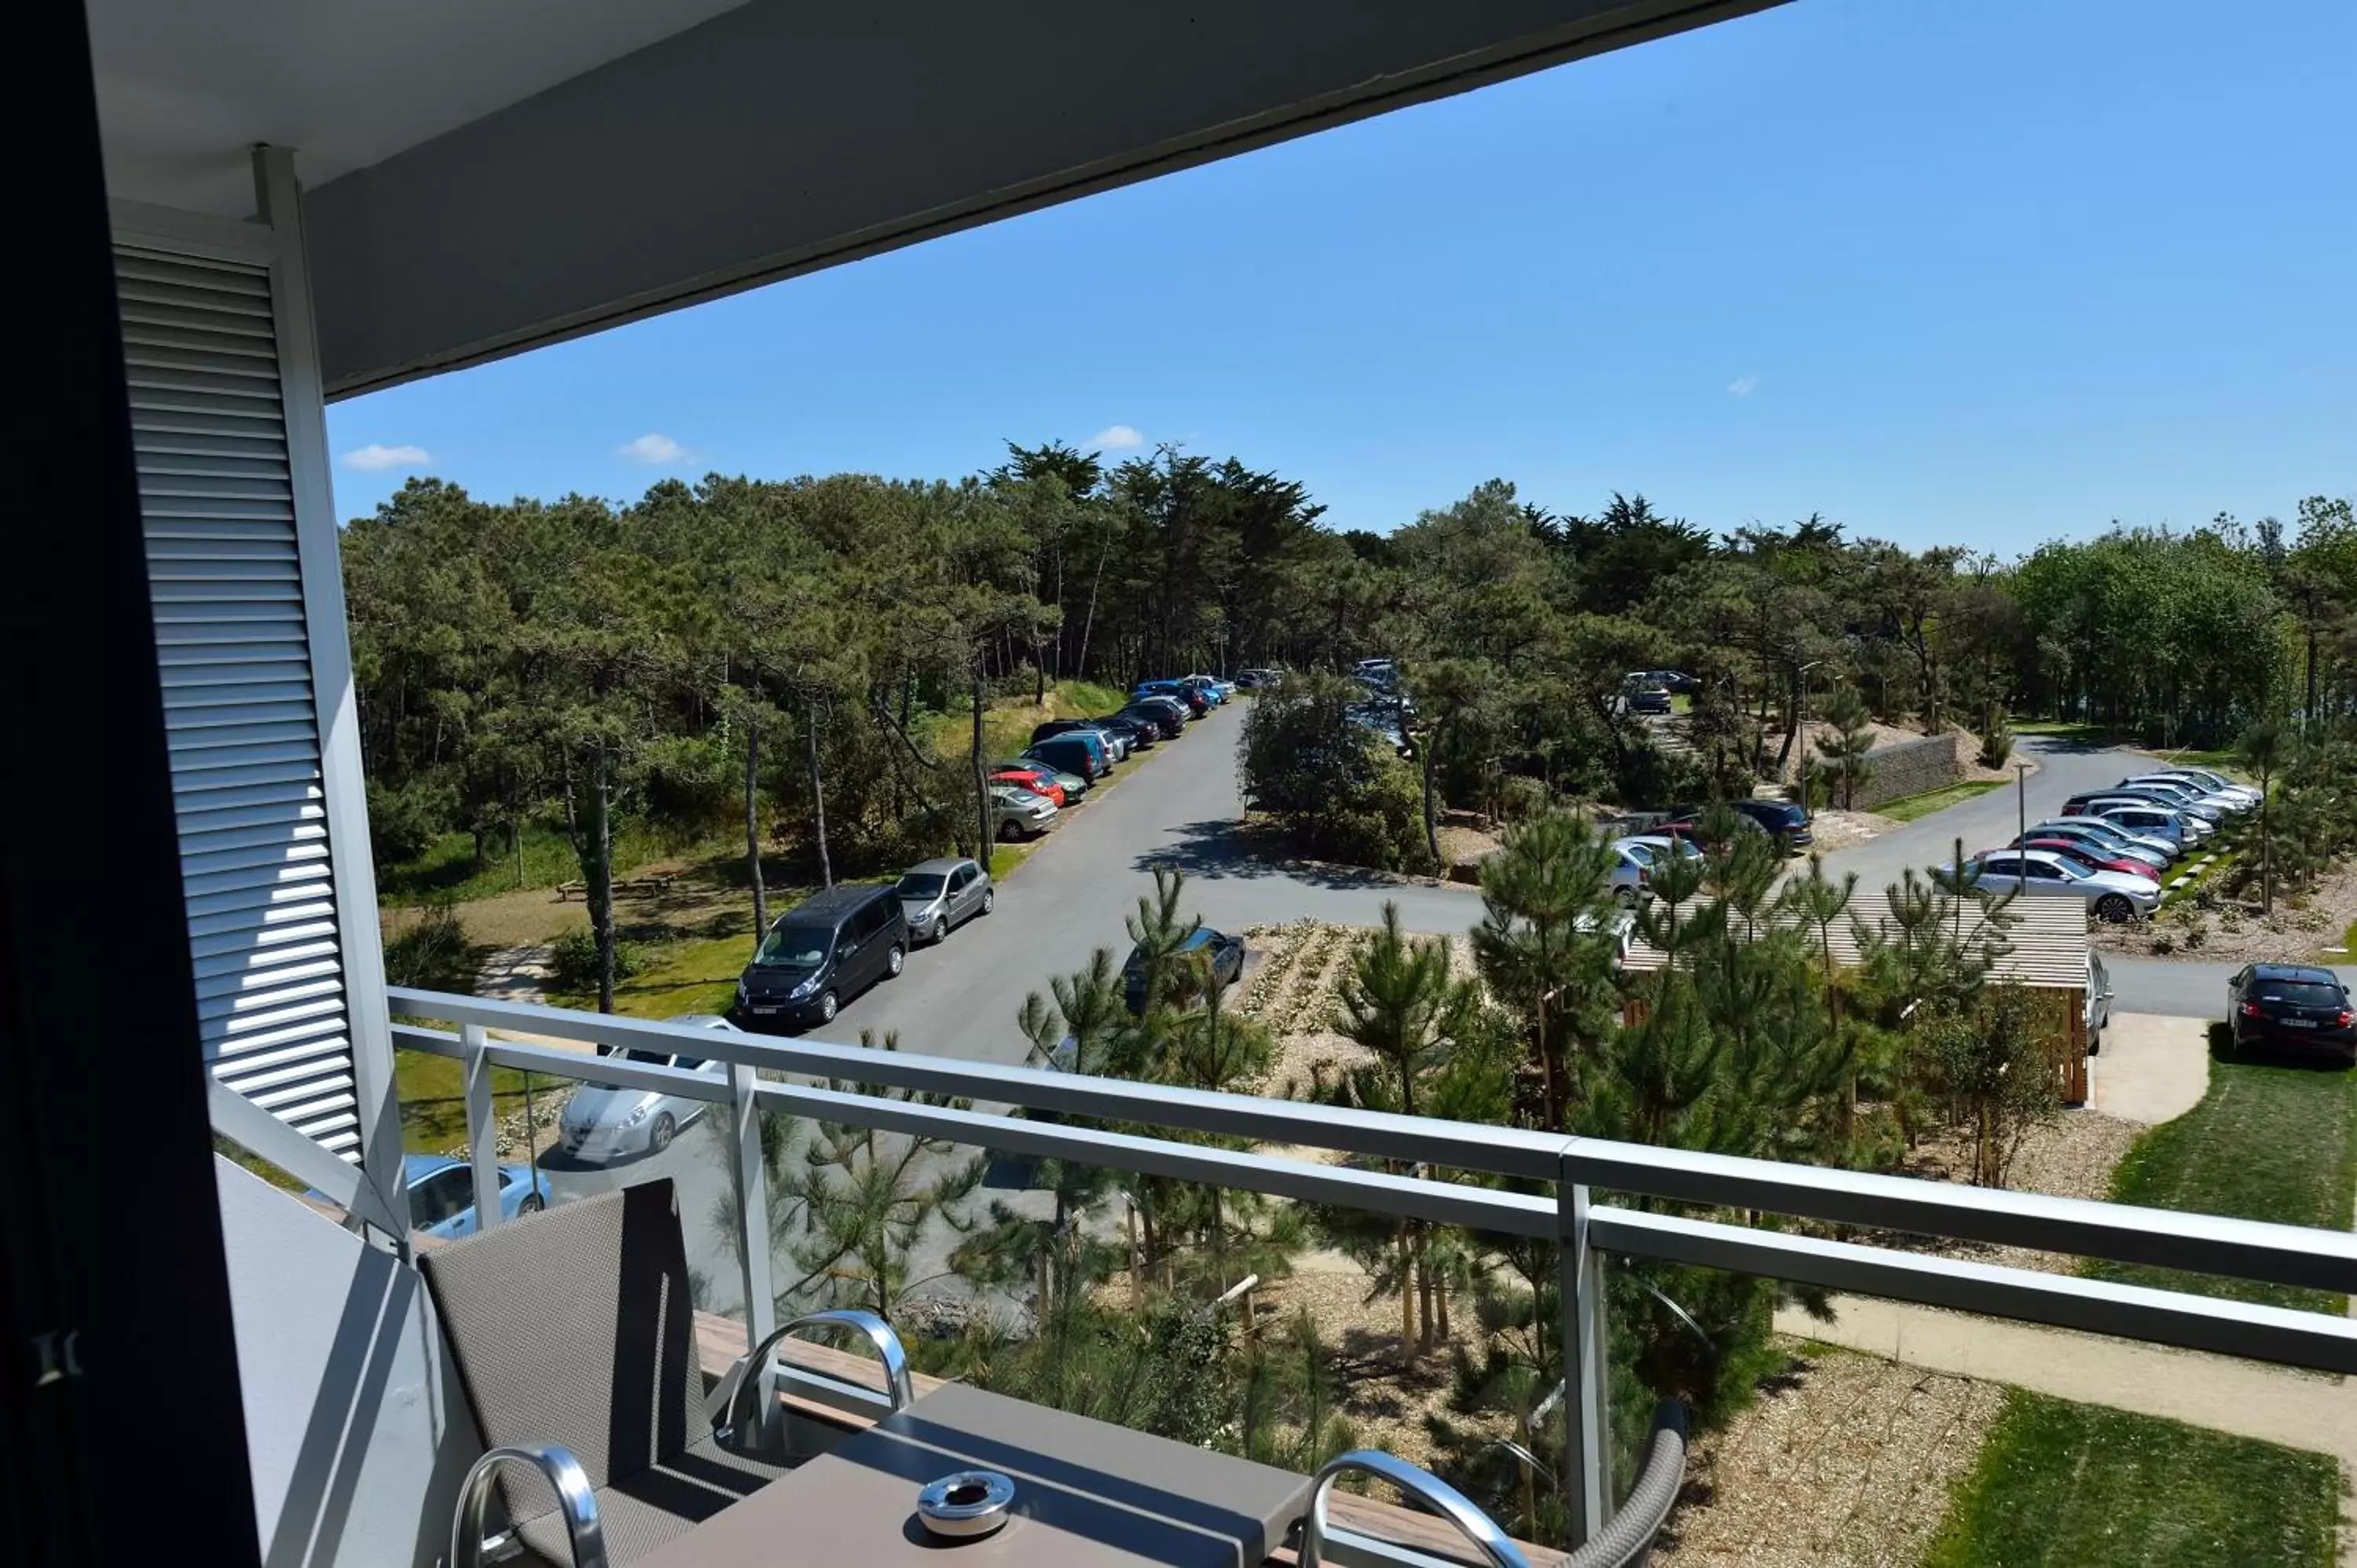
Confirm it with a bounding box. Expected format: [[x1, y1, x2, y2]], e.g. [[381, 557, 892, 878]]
[[529, 707, 2349, 1310]]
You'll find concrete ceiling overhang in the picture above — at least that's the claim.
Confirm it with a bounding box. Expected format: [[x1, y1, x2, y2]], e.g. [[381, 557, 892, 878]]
[[91, 0, 1782, 397]]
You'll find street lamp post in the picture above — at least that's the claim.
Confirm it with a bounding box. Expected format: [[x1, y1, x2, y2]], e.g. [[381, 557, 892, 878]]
[[2016, 760, 2033, 852]]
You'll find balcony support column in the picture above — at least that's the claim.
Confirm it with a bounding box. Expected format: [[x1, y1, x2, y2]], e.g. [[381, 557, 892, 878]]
[[1559, 1174, 1609, 1544], [728, 1061, 777, 1354], [462, 1024, 500, 1234]]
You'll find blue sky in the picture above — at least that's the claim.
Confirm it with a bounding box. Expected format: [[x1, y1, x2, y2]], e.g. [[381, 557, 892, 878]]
[[327, 0, 2355, 555]]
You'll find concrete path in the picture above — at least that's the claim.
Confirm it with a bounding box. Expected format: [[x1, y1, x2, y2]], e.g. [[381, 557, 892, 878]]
[[1773, 1295, 2357, 1468], [469, 942, 595, 1054], [2091, 1013, 2212, 1125]]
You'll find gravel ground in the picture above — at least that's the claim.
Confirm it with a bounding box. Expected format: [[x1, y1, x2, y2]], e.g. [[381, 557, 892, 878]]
[[1655, 1346, 2005, 1568], [2095, 859, 2357, 965], [1886, 1110, 2141, 1275]]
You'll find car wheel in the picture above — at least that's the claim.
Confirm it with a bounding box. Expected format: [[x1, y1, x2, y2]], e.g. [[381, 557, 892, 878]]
[[648, 1114, 676, 1155], [980, 888, 995, 916], [886, 943, 905, 978], [2095, 894, 2134, 924], [516, 1194, 545, 1215], [817, 990, 838, 1024], [931, 918, 948, 944]]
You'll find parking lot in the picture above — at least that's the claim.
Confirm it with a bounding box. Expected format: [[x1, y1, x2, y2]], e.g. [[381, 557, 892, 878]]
[[526, 707, 2352, 1310]]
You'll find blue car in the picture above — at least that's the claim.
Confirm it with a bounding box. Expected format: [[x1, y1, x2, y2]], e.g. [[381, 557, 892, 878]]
[[399, 1152, 548, 1239]]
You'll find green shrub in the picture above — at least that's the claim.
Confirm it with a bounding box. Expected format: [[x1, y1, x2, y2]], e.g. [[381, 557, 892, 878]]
[[1241, 675, 1435, 872], [550, 925, 645, 992], [1978, 710, 2016, 769], [1495, 774, 1550, 822], [383, 903, 475, 991]]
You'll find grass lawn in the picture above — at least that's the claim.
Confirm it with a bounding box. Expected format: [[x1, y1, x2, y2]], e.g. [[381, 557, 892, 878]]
[[377, 820, 695, 907], [2010, 721, 2135, 743], [1923, 1390, 2341, 1568], [549, 930, 772, 1021], [932, 680, 1135, 766], [2161, 746, 2249, 772], [394, 1049, 570, 1154], [1877, 779, 2006, 823], [2319, 915, 2356, 961], [2085, 1027, 2357, 1313]]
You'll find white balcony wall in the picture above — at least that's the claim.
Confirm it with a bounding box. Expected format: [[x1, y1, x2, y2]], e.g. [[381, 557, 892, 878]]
[[215, 1157, 469, 1568]]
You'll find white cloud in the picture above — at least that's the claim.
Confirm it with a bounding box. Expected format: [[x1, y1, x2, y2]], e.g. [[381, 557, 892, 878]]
[[1725, 376, 1760, 397], [1087, 423, 1144, 449], [341, 442, 431, 472], [618, 432, 687, 464]]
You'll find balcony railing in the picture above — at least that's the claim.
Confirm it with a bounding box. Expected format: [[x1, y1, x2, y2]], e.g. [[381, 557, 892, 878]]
[[218, 985, 2357, 1559]]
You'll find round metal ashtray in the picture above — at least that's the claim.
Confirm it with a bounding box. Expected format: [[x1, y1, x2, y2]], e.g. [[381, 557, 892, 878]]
[[915, 1470, 1017, 1540]]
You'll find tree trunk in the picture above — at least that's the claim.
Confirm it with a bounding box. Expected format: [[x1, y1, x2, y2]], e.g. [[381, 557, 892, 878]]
[[805, 697, 833, 888], [1773, 661, 1802, 774], [971, 667, 992, 870], [588, 744, 616, 1015], [1076, 541, 1108, 680], [511, 814, 525, 890], [744, 713, 768, 946], [2259, 770, 2273, 914], [1420, 731, 1441, 866], [1398, 1215, 1416, 1348]]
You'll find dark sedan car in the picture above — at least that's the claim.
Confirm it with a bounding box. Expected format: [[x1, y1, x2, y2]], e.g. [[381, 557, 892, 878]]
[[1663, 799, 1813, 854], [1133, 680, 1210, 718], [2227, 965, 2355, 1061], [1091, 713, 1160, 748], [1124, 696, 1190, 735], [1124, 926, 1247, 1013]]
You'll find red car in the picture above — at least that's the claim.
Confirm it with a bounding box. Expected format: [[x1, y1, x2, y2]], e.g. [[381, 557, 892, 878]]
[[2016, 836, 2161, 885], [988, 764, 1065, 808]]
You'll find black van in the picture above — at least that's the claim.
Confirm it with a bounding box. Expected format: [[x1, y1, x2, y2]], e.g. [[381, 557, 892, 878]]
[[732, 885, 907, 1030]]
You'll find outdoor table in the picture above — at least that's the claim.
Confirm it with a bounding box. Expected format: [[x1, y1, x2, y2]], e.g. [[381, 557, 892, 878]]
[[633, 1381, 1314, 1568]]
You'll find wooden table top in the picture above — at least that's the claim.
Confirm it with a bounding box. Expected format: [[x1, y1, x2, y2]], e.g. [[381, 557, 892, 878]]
[[633, 1381, 1314, 1568]]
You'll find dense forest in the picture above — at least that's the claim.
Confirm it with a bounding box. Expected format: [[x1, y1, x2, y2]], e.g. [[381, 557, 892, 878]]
[[345, 446, 2355, 996]]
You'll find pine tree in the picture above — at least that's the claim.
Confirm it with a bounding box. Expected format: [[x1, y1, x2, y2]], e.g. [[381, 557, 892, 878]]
[[1813, 685, 1878, 809]]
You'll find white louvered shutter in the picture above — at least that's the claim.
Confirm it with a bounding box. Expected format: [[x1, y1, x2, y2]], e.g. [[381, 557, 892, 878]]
[[115, 245, 360, 1158]]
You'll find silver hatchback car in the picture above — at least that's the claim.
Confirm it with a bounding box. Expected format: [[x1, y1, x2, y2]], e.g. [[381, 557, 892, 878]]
[[555, 1014, 735, 1162], [896, 856, 994, 943]]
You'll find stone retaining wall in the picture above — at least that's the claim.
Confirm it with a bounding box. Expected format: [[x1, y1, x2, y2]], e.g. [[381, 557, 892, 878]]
[[1844, 731, 1976, 810]]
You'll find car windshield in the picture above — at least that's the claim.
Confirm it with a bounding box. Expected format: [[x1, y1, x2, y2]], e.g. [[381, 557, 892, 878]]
[[896, 873, 946, 899], [2254, 981, 2342, 1006], [753, 922, 830, 967], [2044, 857, 2089, 879]]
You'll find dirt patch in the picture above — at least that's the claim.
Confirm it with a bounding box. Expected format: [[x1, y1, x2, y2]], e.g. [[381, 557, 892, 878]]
[[1891, 1110, 2142, 1276], [1656, 1345, 2005, 1568], [2095, 858, 2357, 965], [1437, 823, 1502, 877]]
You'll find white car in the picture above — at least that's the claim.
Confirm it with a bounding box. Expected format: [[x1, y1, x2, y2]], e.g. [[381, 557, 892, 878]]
[[2119, 775, 2246, 818], [2164, 765, 2260, 806], [1954, 849, 2161, 922], [1611, 834, 1703, 904], [555, 1014, 735, 1161]]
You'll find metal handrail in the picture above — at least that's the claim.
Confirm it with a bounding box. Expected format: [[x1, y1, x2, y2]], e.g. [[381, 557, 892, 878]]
[[384, 987, 2357, 1301], [450, 1444, 605, 1568], [1299, 1450, 1530, 1568], [709, 1308, 915, 1442]]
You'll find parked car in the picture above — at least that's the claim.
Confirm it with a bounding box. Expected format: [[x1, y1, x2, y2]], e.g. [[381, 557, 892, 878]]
[[896, 856, 993, 943], [2227, 965, 2355, 1062], [2121, 774, 2249, 815], [557, 1015, 735, 1160], [2017, 835, 2162, 885], [991, 782, 1059, 839], [1179, 674, 1230, 705], [1122, 698, 1189, 737], [1667, 798, 1812, 853], [2080, 784, 2223, 829], [1233, 669, 1280, 690], [2025, 817, 2176, 869], [988, 762, 1067, 807], [734, 884, 908, 1028], [2151, 766, 2260, 808], [1627, 686, 1672, 716], [398, 1152, 547, 1239], [1024, 732, 1108, 782], [1124, 926, 1248, 1012], [2066, 795, 2204, 844], [1013, 759, 1089, 800], [1134, 680, 1209, 717], [1651, 669, 1702, 694], [1607, 835, 1699, 904], [1952, 848, 2160, 921], [1033, 718, 1127, 760], [1096, 713, 1160, 749], [2112, 777, 2234, 821]]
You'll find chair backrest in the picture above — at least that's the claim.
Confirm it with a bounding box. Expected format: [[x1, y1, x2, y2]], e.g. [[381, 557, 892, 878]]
[[420, 1179, 702, 1491]]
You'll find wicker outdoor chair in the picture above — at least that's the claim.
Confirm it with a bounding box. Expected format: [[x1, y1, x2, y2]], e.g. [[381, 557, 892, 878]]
[[1296, 1400, 1690, 1568], [418, 1178, 915, 1568]]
